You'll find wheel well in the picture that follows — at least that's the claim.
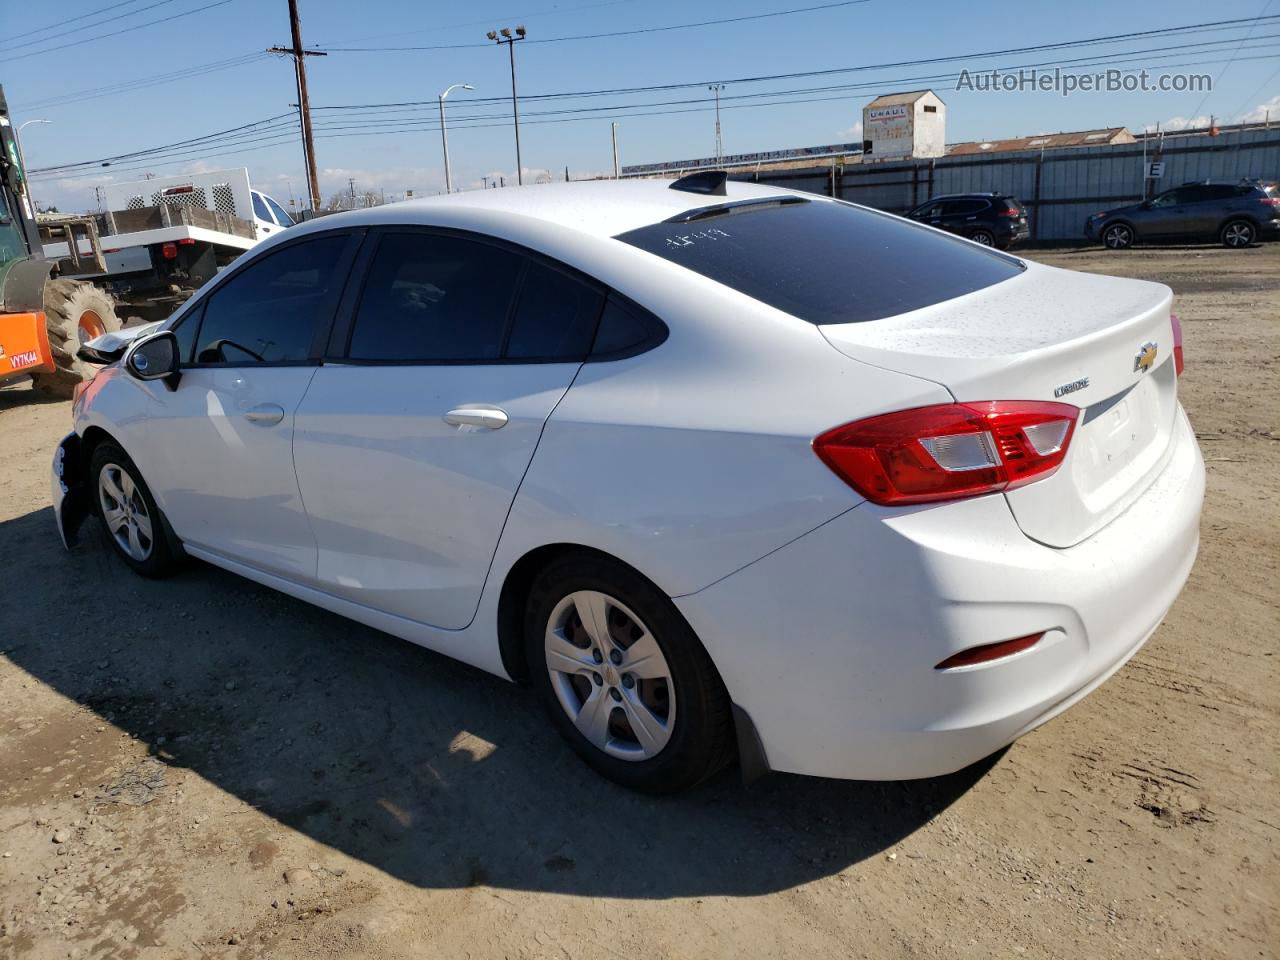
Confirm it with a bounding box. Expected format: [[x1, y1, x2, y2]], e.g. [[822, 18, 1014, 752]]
[[495, 543, 661, 684], [78, 425, 121, 493]]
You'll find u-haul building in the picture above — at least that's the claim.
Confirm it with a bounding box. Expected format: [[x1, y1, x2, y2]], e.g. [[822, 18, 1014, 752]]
[[862, 90, 946, 160]]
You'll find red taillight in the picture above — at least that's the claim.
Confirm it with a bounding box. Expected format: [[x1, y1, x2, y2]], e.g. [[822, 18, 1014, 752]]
[[1170, 312, 1184, 376], [161, 242, 178, 259], [935, 632, 1044, 670], [997, 208, 1020, 217], [813, 401, 1079, 505], [177, 237, 196, 246], [1259, 196, 1280, 207]]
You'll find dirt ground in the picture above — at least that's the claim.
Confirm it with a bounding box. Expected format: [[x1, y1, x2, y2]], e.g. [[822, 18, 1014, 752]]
[[1, 243, 1276, 960]]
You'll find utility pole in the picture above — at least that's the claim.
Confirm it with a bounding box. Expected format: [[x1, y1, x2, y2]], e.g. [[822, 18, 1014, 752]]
[[348, 177, 356, 208], [611, 122, 620, 178], [486, 26, 526, 185], [708, 84, 725, 163], [268, 0, 325, 213]]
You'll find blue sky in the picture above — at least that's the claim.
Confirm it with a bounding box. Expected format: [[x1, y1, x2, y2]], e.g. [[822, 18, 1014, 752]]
[[5, 0, 1278, 212]]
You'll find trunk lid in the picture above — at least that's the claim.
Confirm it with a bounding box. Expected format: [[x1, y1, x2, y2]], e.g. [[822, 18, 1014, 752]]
[[819, 261, 1179, 547]]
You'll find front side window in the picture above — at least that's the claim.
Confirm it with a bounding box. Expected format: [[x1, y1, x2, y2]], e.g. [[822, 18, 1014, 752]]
[[348, 232, 521, 362], [193, 234, 350, 364], [616, 197, 1024, 326], [251, 192, 275, 224]]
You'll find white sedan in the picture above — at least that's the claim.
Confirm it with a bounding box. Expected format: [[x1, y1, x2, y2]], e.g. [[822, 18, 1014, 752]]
[[51, 174, 1204, 793]]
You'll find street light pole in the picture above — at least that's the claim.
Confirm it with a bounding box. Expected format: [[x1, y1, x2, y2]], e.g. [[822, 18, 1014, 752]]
[[707, 84, 725, 163], [487, 26, 526, 185], [14, 118, 52, 175], [438, 83, 473, 194]]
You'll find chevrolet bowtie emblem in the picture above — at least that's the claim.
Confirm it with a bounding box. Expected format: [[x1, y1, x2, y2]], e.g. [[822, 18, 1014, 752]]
[[1133, 341, 1158, 373]]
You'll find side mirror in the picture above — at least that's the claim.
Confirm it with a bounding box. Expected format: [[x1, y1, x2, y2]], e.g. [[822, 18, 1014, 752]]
[[125, 330, 181, 389]]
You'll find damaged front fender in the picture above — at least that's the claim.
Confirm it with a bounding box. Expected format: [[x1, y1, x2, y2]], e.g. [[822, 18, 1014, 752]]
[[51, 432, 90, 549]]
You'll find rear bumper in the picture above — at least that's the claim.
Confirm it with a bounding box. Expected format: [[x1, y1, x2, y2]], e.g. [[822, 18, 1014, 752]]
[[676, 405, 1204, 781], [51, 431, 90, 549]]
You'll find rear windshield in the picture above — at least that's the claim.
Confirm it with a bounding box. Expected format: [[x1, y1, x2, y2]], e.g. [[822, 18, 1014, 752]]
[[615, 197, 1024, 325]]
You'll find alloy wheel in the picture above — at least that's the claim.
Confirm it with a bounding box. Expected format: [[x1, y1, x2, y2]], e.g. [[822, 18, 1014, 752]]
[[1223, 222, 1254, 248], [544, 590, 675, 761], [98, 463, 154, 562], [972, 231, 994, 246], [1104, 225, 1132, 249]]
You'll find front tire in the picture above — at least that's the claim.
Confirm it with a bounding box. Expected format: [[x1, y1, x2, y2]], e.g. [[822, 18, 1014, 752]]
[[30, 279, 122, 398], [525, 553, 733, 793], [89, 442, 180, 578], [1103, 223, 1135, 249], [1220, 219, 1256, 248]]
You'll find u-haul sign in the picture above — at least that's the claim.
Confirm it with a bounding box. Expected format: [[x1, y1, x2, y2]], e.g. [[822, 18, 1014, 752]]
[[867, 105, 909, 122]]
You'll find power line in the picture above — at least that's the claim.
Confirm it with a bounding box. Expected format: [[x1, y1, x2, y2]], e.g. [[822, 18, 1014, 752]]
[[326, 0, 874, 51], [1, 0, 148, 45], [0, 0, 188, 52], [34, 44, 1280, 181], [12, 52, 272, 112], [314, 14, 1280, 106], [1, 0, 239, 63], [1186, 0, 1276, 120]]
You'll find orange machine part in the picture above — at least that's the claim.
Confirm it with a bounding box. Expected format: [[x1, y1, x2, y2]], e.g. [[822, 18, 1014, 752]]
[[0, 311, 54, 381]]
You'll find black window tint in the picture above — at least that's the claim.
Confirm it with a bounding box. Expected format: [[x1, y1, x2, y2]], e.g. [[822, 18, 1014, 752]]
[[349, 232, 520, 362], [194, 234, 349, 364], [953, 199, 989, 215], [170, 302, 202, 363], [616, 199, 1024, 326], [590, 297, 664, 359], [505, 261, 605, 360]]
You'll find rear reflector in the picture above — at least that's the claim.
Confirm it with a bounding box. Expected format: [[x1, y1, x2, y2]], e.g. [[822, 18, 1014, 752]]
[[1170, 313, 1184, 376], [161, 242, 178, 260], [935, 632, 1044, 670], [813, 401, 1079, 505]]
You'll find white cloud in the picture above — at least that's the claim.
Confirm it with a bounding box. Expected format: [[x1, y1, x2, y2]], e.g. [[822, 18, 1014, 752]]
[[1142, 114, 1210, 133], [839, 121, 863, 140], [1237, 93, 1280, 124]]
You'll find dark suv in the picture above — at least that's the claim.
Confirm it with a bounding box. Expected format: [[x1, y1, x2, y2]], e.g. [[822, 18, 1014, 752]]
[[1086, 180, 1280, 250], [905, 193, 1030, 249]]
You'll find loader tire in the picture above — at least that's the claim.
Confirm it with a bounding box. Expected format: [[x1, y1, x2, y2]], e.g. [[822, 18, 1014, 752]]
[[30, 279, 122, 399]]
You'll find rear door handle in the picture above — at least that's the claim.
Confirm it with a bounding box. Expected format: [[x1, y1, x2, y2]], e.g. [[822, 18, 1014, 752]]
[[243, 403, 285, 425], [445, 405, 509, 430]]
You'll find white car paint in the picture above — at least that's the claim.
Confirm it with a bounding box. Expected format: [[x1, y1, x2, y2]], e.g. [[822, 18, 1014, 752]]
[[54, 178, 1204, 781]]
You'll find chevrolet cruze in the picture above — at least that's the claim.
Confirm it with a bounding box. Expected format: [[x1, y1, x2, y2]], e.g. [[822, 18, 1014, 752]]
[[52, 175, 1205, 793]]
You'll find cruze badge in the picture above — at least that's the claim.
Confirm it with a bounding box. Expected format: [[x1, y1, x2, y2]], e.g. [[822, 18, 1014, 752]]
[[1054, 376, 1090, 398], [1133, 341, 1158, 373]]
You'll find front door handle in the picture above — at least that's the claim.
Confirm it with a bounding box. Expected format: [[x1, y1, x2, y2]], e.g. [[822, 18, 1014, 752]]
[[445, 405, 509, 430], [243, 403, 285, 425]]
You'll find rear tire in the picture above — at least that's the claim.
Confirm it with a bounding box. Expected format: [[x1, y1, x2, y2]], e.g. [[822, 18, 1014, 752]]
[[969, 229, 995, 246], [525, 553, 733, 793], [1220, 219, 1255, 248], [30, 279, 121, 398], [88, 441, 181, 578]]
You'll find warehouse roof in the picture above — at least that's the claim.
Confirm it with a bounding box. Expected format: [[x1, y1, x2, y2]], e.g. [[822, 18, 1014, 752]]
[[946, 127, 1135, 155], [865, 90, 942, 107]]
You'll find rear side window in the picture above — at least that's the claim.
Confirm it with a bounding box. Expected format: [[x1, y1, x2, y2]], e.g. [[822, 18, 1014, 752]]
[[252, 192, 272, 223], [616, 198, 1024, 326], [589, 296, 667, 360], [193, 234, 350, 364], [505, 261, 605, 360], [349, 232, 521, 362]]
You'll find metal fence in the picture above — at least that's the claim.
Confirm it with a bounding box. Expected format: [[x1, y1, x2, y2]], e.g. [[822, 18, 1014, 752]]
[[729, 128, 1280, 242]]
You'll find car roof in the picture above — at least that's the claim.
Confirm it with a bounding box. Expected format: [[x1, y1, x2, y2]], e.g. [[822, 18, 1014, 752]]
[[308, 178, 799, 239]]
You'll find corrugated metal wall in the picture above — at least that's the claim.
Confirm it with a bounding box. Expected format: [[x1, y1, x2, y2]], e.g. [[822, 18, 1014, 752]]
[[731, 129, 1280, 241]]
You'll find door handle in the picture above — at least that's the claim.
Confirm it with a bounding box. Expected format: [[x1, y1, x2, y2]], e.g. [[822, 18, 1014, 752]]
[[243, 403, 285, 425], [444, 405, 509, 430]]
